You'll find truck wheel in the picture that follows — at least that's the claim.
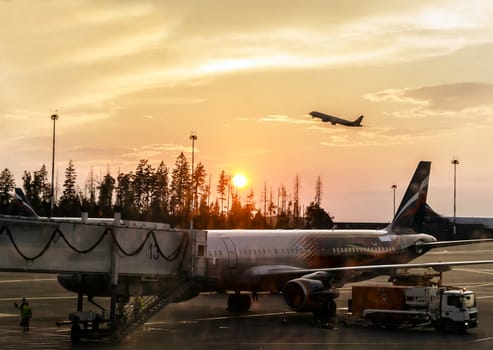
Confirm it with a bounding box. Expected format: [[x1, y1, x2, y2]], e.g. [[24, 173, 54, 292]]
[[70, 323, 81, 342], [437, 319, 453, 333]]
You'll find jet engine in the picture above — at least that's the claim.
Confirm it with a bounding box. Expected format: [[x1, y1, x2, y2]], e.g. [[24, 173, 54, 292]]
[[282, 274, 339, 312]]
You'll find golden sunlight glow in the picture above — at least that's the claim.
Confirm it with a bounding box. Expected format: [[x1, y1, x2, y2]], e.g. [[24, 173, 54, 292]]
[[232, 173, 248, 188]]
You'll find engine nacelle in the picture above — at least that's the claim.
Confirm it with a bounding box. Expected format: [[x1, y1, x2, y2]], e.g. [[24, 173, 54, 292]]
[[282, 278, 332, 312]]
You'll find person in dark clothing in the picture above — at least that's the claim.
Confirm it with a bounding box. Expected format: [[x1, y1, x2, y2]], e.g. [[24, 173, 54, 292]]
[[14, 298, 32, 331], [14, 298, 26, 327]]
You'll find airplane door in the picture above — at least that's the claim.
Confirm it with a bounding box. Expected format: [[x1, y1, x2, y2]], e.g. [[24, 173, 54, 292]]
[[222, 238, 237, 269]]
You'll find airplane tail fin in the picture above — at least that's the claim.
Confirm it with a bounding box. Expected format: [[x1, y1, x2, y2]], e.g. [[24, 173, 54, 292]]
[[389, 161, 431, 234], [353, 115, 364, 126], [14, 188, 39, 218]]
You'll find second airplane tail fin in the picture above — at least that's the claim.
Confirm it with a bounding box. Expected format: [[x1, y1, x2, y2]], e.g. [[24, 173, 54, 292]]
[[389, 161, 431, 234], [353, 115, 364, 126], [14, 188, 39, 218]]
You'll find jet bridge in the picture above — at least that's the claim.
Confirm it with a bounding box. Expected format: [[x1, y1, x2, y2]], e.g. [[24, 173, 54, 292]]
[[0, 213, 208, 341]]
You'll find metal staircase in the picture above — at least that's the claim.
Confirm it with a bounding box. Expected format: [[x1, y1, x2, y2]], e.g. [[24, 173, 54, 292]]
[[117, 278, 198, 336]]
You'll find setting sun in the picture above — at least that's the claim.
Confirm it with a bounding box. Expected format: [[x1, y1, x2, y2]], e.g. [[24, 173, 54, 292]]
[[232, 173, 248, 188]]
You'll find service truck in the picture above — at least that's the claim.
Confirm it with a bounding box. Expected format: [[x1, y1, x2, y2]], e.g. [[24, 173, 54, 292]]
[[346, 284, 478, 333]]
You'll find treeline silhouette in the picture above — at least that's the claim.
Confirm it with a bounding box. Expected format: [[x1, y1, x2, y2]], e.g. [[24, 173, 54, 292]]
[[0, 153, 333, 229]]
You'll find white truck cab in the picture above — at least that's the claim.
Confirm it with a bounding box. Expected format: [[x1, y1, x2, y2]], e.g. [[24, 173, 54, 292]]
[[439, 289, 478, 331]]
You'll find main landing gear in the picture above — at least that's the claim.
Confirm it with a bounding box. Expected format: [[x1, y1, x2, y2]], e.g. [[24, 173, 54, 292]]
[[312, 299, 337, 329], [227, 292, 252, 313]]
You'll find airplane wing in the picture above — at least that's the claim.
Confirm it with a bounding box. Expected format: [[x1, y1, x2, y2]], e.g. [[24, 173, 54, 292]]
[[257, 259, 493, 278], [416, 238, 493, 250]]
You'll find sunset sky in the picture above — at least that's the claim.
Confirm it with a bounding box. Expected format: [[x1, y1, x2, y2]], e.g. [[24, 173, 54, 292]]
[[2, 0, 493, 222]]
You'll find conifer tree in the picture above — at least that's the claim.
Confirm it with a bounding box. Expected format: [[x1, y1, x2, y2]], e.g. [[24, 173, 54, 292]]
[[0, 168, 15, 213], [169, 153, 190, 223]]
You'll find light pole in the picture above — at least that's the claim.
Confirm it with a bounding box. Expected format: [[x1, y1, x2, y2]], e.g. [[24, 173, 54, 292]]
[[190, 132, 197, 230], [391, 184, 397, 218], [452, 158, 459, 238], [50, 113, 59, 217]]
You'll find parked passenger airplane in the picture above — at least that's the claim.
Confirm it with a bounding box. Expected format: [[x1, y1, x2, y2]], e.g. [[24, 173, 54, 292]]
[[310, 111, 364, 127], [56, 161, 493, 319]]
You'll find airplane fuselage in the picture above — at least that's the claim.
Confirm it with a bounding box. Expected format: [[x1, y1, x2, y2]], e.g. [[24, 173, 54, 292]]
[[309, 111, 363, 127], [203, 230, 435, 292]]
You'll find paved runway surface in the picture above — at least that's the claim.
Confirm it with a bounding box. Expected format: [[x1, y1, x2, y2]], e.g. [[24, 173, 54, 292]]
[[0, 243, 493, 349]]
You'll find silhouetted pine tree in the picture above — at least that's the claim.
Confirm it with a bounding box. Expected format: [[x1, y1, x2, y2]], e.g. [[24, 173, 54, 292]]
[[169, 153, 191, 227], [59, 160, 80, 216], [0, 168, 15, 214], [98, 171, 115, 217]]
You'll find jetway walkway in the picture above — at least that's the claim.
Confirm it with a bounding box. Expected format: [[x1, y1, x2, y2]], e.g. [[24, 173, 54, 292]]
[[0, 214, 208, 341]]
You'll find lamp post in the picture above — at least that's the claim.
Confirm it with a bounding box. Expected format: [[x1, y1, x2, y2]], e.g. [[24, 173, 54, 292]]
[[190, 132, 198, 230], [50, 113, 59, 217], [452, 158, 459, 238], [391, 184, 397, 218]]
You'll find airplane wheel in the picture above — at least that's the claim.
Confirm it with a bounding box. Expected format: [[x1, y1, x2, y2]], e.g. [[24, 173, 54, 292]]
[[227, 293, 251, 313]]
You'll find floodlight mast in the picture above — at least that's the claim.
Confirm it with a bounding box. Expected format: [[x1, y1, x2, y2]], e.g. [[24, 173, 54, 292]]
[[50, 113, 59, 217], [190, 132, 198, 230]]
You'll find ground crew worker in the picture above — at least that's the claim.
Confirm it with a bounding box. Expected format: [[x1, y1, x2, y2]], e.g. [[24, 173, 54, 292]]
[[133, 296, 144, 320], [14, 298, 26, 328], [21, 301, 32, 332]]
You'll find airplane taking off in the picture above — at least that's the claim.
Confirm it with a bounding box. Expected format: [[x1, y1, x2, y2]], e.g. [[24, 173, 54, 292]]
[[56, 161, 493, 321], [310, 110, 363, 126]]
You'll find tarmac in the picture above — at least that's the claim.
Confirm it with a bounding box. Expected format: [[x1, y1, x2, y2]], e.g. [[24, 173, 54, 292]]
[[0, 242, 492, 350]]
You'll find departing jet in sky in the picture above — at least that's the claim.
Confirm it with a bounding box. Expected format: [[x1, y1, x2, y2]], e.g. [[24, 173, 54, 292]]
[[310, 110, 363, 127], [55, 161, 493, 321]]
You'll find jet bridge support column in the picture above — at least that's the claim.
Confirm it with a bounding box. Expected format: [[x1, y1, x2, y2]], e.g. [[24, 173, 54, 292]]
[[109, 212, 121, 329]]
